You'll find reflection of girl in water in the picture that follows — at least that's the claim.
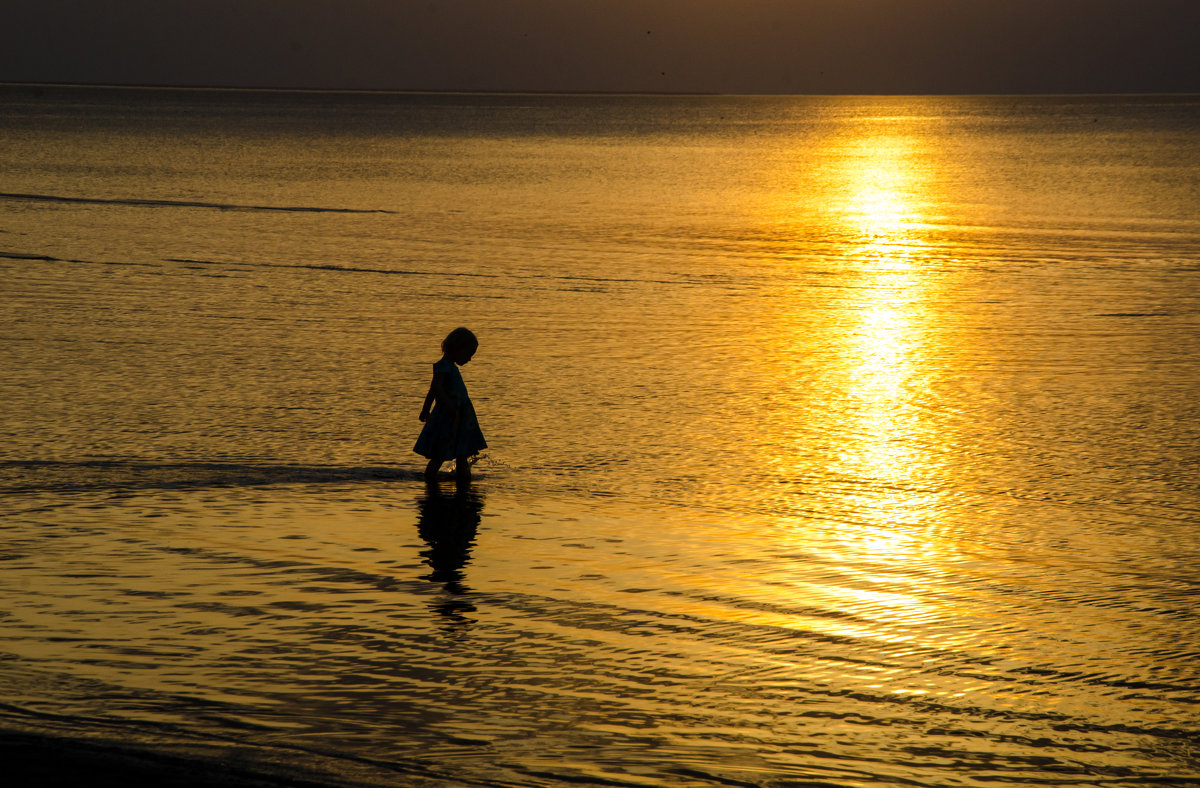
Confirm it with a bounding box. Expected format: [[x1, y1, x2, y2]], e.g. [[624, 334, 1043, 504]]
[[414, 327, 487, 483], [416, 484, 483, 624]]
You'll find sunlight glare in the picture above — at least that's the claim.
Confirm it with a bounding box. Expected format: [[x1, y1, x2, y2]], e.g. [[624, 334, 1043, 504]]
[[760, 110, 964, 647]]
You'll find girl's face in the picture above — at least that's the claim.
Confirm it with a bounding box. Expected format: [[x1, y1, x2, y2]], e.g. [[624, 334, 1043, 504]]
[[452, 345, 476, 365]]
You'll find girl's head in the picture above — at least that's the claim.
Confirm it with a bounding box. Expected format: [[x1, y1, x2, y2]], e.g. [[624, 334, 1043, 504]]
[[441, 327, 478, 364]]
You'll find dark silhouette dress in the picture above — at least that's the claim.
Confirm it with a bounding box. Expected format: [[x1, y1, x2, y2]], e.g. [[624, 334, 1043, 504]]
[[414, 358, 487, 462]]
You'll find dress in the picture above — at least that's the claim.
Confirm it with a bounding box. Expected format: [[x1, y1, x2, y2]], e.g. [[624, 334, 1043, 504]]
[[414, 359, 487, 462]]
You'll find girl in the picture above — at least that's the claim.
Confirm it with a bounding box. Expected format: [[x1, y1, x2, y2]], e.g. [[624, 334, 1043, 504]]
[[414, 327, 487, 482]]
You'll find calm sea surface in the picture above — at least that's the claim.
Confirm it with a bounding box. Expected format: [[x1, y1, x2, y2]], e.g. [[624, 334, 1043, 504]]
[[2, 87, 1199, 786]]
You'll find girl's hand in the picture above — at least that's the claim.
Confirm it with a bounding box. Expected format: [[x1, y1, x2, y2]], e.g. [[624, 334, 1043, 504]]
[[419, 410, 429, 422]]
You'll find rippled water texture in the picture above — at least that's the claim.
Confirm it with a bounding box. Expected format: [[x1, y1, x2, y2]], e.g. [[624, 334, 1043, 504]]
[[2, 88, 1199, 785]]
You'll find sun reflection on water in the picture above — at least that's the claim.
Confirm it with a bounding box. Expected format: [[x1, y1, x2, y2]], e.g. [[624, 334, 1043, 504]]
[[834, 128, 934, 507], [763, 115, 964, 647]]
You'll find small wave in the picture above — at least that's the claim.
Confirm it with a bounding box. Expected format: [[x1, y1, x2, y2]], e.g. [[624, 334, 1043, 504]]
[[167, 258, 499, 279], [0, 250, 159, 267], [2, 251, 502, 281], [1094, 312, 1173, 317], [0, 459, 422, 495], [0, 191, 394, 215], [0, 250, 59, 262]]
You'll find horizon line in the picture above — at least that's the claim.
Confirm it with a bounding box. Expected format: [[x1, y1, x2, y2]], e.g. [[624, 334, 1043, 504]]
[[4, 81, 1199, 100]]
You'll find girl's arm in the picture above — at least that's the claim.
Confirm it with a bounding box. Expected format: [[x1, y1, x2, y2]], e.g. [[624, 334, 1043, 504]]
[[418, 381, 435, 422], [419, 371, 458, 421]]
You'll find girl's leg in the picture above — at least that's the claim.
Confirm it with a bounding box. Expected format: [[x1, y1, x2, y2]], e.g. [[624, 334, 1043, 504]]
[[454, 455, 472, 484], [424, 459, 442, 482]]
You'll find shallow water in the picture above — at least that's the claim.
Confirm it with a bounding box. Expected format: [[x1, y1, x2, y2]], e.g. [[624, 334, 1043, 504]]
[[2, 87, 1199, 785]]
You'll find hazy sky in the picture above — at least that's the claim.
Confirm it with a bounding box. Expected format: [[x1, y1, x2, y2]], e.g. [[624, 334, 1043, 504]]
[[4, 0, 1199, 94]]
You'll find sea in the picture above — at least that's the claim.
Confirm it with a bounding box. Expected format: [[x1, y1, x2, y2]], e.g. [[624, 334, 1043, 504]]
[[2, 85, 1199, 787]]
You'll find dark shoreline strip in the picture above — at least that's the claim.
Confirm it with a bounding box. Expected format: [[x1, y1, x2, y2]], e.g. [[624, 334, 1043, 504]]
[[0, 730, 367, 788], [0, 192, 394, 215]]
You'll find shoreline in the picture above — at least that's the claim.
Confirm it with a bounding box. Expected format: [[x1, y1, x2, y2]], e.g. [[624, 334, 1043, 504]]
[[0, 730, 355, 788]]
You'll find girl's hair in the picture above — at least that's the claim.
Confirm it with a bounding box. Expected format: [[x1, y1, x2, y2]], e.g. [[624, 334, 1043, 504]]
[[441, 326, 478, 355]]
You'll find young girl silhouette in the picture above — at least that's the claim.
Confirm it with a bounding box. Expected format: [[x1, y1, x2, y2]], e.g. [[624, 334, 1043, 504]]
[[414, 327, 487, 483]]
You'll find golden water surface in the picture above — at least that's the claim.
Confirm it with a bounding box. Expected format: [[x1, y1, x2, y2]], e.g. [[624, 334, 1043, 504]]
[[2, 89, 1199, 786]]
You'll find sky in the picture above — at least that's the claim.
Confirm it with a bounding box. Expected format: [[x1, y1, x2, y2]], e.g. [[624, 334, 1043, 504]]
[[3, 0, 1199, 95]]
